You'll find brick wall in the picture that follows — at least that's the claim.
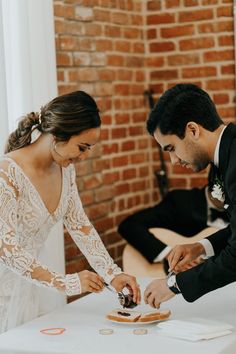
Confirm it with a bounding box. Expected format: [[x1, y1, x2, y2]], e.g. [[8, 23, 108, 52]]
[[54, 0, 236, 282], [146, 0, 236, 189]]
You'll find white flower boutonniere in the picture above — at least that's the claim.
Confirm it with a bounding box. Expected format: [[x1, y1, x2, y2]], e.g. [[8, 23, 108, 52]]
[[211, 179, 225, 203]]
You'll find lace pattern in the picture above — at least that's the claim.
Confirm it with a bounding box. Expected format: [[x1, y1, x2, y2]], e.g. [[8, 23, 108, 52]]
[[0, 157, 121, 332]]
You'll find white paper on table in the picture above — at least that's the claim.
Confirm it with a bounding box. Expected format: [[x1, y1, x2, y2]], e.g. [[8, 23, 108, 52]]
[[156, 318, 234, 342]]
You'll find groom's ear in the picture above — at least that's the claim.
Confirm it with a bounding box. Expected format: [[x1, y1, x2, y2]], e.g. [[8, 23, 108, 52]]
[[185, 122, 200, 140]]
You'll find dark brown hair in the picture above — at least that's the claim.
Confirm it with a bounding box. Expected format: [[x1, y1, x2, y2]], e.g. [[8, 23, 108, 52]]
[[5, 91, 101, 153]]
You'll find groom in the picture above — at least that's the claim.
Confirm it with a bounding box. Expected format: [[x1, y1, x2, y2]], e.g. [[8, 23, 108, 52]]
[[144, 83, 236, 308]]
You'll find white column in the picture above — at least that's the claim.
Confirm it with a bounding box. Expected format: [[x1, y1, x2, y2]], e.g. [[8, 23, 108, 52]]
[[0, 0, 66, 314]]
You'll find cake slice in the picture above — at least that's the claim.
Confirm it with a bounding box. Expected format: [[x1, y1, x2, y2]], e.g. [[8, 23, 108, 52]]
[[106, 309, 141, 323], [137, 309, 171, 322]]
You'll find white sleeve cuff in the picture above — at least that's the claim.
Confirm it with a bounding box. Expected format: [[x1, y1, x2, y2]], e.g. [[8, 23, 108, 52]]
[[153, 246, 172, 262], [198, 239, 215, 259]]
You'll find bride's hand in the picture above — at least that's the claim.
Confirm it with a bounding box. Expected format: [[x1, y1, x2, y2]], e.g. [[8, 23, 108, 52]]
[[111, 273, 141, 304], [78, 270, 104, 293]]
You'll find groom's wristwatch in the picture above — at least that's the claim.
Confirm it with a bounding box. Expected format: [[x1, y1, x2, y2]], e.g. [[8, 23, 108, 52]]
[[167, 272, 181, 294]]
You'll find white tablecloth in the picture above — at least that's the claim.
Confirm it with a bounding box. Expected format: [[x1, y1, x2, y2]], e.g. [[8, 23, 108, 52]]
[[0, 278, 235, 354]]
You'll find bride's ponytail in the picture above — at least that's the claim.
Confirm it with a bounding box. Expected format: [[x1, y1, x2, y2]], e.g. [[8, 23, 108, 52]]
[[5, 112, 41, 153]]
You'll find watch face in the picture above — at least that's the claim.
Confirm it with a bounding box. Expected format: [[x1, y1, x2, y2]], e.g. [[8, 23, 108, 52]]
[[168, 275, 175, 287]]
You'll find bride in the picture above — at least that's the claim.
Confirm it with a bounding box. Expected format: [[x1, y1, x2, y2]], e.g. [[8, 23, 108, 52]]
[[0, 90, 141, 333]]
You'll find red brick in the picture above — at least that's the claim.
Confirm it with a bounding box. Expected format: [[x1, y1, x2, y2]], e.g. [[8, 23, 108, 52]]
[[169, 178, 187, 188], [179, 9, 213, 22], [83, 175, 102, 190], [115, 113, 130, 124], [198, 21, 233, 33], [115, 183, 130, 196], [133, 42, 145, 53], [131, 14, 143, 26], [121, 140, 135, 151], [111, 12, 129, 25], [146, 57, 165, 67], [94, 217, 114, 234], [54, 4, 75, 19], [59, 36, 78, 51], [123, 28, 142, 39], [147, 1, 161, 10], [150, 42, 175, 52], [85, 202, 110, 220], [184, 0, 199, 5], [213, 94, 230, 104], [132, 180, 148, 192], [221, 64, 235, 75], [168, 53, 200, 66], [56, 53, 73, 66], [122, 168, 137, 179], [95, 186, 114, 202], [94, 83, 113, 96], [94, 9, 110, 21], [147, 28, 157, 40], [58, 85, 78, 95], [204, 50, 234, 62], [92, 159, 109, 173], [180, 37, 214, 50], [79, 191, 94, 206], [103, 171, 119, 184], [96, 39, 113, 51], [114, 84, 130, 95], [151, 69, 178, 80], [113, 156, 129, 167], [84, 23, 102, 36], [161, 25, 195, 38], [135, 70, 145, 82], [126, 57, 144, 67], [73, 52, 91, 66], [217, 6, 233, 17], [105, 25, 121, 37], [206, 79, 235, 90], [97, 69, 114, 81], [115, 40, 131, 52], [116, 69, 132, 81], [129, 126, 144, 136], [218, 107, 236, 119], [111, 127, 127, 139], [182, 66, 217, 78], [107, 55, 124, 66], [147, 13, 175, 25], [102, 143, 119, 154], [131, 152, 147, 164], [166, 0, 180, 7], [139, 166, 149, 177], [218, 35, 234, 46]]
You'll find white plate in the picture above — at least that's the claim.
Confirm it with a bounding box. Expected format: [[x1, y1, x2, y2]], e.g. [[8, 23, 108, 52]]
[[106, 318, 167, 325]]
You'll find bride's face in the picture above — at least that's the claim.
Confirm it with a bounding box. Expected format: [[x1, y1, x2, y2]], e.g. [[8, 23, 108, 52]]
[[51, 127, 101, 167]]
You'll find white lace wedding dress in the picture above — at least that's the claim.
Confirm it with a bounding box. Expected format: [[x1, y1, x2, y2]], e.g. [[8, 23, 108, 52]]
[[0, 156, 121, 333]]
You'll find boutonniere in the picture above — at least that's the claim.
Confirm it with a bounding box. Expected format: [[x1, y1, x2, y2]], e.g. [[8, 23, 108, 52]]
[[211, 177, 225, 203]]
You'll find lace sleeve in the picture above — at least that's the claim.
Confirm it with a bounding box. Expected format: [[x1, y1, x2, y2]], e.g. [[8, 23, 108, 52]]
[[0, 172, 81, 297], [63, 166, 122, 284]]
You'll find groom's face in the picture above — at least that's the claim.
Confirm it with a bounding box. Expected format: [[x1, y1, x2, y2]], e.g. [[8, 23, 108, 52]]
[[154, 127, 209, 172]]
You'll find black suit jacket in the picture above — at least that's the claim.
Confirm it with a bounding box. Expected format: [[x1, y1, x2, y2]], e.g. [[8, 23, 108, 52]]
[[177, 123, 236, 302]]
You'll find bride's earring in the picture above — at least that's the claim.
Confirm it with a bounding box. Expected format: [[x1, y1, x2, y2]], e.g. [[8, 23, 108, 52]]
[[52, 140, 64, 158]]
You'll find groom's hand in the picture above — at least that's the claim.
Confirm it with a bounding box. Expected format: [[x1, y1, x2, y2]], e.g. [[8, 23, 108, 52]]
[[144, 278, 175, 309], [168, 242, 205, 273]]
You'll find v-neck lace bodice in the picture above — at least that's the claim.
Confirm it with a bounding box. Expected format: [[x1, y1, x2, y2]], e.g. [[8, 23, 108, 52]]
[[0, 157, 121, 333], [3, 156, 64, 218]]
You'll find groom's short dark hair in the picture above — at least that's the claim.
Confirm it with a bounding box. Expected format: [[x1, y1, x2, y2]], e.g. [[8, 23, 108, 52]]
[[146, 83, 223, 139]]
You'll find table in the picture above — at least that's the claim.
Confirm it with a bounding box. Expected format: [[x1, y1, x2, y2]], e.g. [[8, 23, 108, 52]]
[[0, 278, 236, 354]]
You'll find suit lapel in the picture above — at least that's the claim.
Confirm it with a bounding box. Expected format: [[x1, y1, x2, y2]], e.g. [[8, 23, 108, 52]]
[[219, 123, 236, 176]]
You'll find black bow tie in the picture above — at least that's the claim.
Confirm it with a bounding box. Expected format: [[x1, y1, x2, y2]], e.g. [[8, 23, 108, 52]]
[[210, 208, 228, 223], [208, 163, 223, 192]]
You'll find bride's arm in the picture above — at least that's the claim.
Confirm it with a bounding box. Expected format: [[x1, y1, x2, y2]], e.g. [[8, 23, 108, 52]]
[[63, 166, 122, 284], [0, 173, 81, 296]]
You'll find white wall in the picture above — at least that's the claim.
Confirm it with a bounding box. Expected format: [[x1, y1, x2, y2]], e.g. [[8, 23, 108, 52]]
[[0, 0, 66, 313]]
